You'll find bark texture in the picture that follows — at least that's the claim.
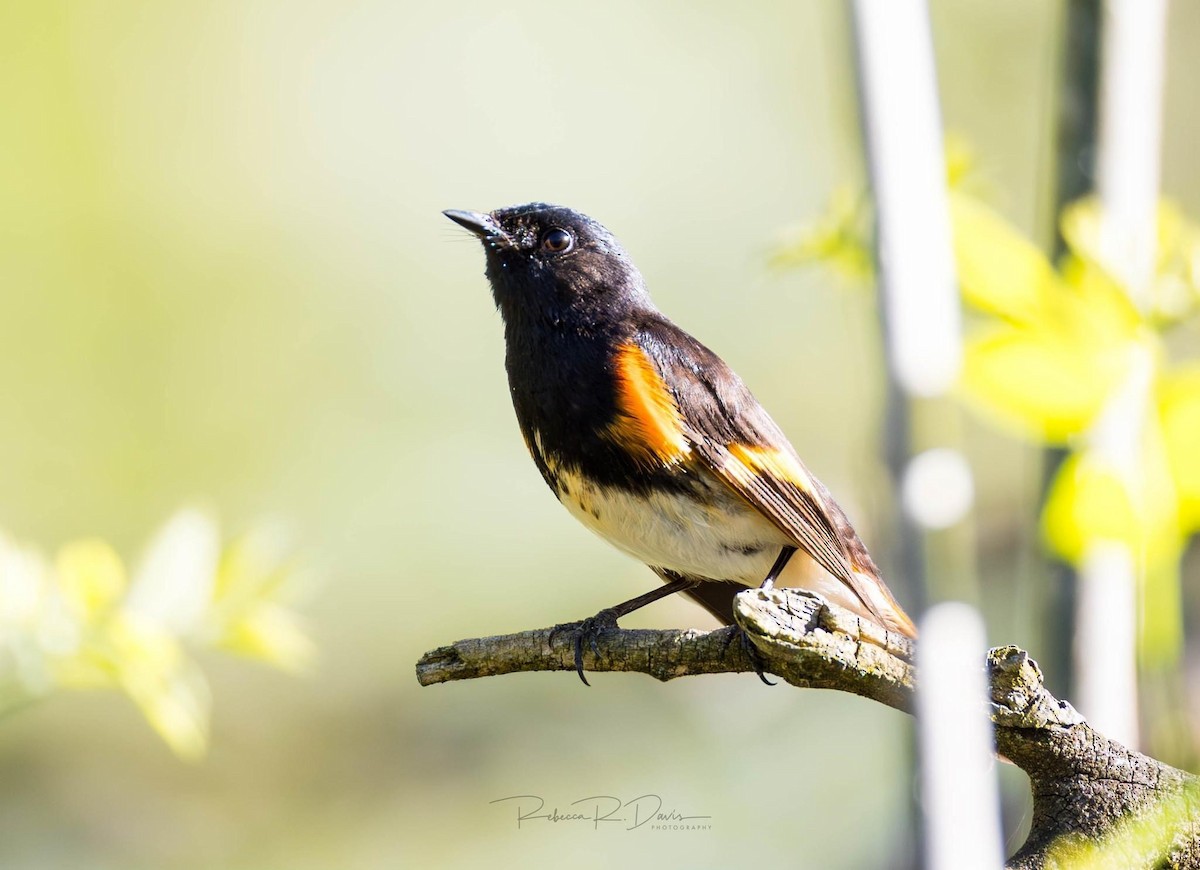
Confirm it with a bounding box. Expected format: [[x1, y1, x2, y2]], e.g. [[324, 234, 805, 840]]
[[416, 588, 1200, 868]]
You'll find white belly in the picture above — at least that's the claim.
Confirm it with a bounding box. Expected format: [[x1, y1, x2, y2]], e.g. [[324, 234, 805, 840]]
[[533, 436, 907, 631], [549, 462, 890, 623], [553, 465, 792, 584]]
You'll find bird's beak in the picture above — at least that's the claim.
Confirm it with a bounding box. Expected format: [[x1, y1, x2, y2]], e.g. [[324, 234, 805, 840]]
[[443, 209, 505, 241]]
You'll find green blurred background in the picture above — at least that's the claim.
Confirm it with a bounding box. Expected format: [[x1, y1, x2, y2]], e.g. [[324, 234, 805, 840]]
[[2, 2, 1199, 868]]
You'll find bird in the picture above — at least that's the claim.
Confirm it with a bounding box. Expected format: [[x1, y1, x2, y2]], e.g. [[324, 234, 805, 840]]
[[444, 203, 917, 682]]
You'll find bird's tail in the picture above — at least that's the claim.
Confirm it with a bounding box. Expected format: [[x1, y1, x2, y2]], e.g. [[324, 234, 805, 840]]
[[679, 573, 918, 639], [775, 558, 919, 639], [866, 576, 918, 638]]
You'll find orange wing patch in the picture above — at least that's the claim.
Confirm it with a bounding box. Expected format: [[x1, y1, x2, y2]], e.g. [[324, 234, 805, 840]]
[[725, 444, 815, 491], [606, 343, 690, 467]]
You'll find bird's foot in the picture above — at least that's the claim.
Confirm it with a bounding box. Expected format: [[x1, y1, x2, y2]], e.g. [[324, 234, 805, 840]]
[[721, 626, 776, 686], [549, 608, 620, 686]]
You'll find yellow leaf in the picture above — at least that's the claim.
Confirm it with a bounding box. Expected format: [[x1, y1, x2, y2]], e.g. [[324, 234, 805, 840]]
[[125, 508, 219, 635], [131, 662, 210, 761], [1041, 437, 1184, 666], [213, 526, 292, 603], [1160, 365, 1200, 533], [1063, 196, 1184, 275], [1042, 445, 1179, 566], [55, 539, 126, 621], [943, 134, 976, 190], [1060, 196, 1110, 271], [220, 603, 314, 673], [960, 326, 1127, 443], [1057, 256, 1143, 342], [1061, 197, 1200, 322], [107, 614, 211, 759], [1042, 454, 1138, 561], [949, 192, 1060, 322], [771, 186, 873, 282], [208, 525, 313, 675]]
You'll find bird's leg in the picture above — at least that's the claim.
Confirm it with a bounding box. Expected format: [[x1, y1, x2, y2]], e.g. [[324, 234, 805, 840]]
[[759, 545, 797, 591], [722, 546, 798, 686], [551, 576, 696, 686], [726, 630, 776, 686]]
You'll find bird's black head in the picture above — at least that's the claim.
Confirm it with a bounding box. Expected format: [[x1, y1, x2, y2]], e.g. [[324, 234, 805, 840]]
[[443, 203, 650, 331]]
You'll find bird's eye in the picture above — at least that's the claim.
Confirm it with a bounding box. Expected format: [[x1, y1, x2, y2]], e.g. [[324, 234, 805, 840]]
[[540, 228, 574, 253]]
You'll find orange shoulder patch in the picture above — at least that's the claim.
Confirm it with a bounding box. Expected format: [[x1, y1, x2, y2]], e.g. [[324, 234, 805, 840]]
[[606, 343, 690, 467]]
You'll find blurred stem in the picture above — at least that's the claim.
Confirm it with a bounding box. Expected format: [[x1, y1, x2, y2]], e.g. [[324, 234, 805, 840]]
[[1040, 0, 1102, 700], [1053, 0, 1102, 216], [912, 397, 979, 606], [1077, 0, 1168, 750], [883, 371, 928, 613], [850, 2, 963, 865]]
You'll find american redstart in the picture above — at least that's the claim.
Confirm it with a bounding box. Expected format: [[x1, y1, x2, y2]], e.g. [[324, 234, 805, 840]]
[[445, 203, 917, 682]]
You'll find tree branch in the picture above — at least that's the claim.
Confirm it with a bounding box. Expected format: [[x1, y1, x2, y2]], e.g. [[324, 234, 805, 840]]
[[416, 588, 1200, 868]]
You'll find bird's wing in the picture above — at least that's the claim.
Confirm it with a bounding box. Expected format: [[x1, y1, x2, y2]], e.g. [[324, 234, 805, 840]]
[[620, 321, 885, 620], [689, 439, 858, 584]]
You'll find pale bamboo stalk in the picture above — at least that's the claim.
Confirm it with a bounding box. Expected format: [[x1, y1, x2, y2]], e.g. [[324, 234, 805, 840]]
[[1075, 0, 1169, 750]]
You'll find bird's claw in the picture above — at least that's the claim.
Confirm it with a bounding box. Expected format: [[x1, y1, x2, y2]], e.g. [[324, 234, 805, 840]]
[[550, 608, 620, 686], [721, 626, 776, 686]]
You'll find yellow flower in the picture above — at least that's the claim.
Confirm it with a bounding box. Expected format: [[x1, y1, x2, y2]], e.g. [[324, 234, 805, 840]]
[[0, 508, 313, 759], [781, 168, 1200, 669], [1160, 364, 1200, 535], [950, 195, 1198, 664], [952, 194, 1145, 443], [782, 175, 1200, 667], [949, 192, 1064, 323]]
